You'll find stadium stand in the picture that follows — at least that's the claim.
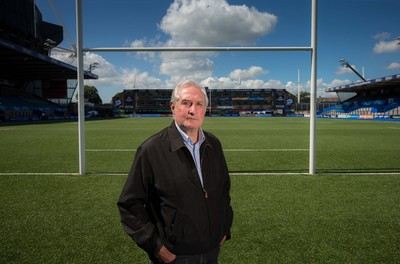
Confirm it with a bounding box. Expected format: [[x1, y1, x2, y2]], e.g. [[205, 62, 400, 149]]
[[113, 88, 296, 117], [322, 74, 400, 119], [0, 0, 97, 122]]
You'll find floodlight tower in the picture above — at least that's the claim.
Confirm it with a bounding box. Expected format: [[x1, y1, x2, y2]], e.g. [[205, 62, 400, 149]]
[[87, 62, 98, 73], [339, 59, 367, 82], [297, 68, 301, 103]]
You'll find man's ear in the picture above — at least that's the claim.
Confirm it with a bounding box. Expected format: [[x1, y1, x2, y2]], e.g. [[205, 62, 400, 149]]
[[170, 101, 175, 112]]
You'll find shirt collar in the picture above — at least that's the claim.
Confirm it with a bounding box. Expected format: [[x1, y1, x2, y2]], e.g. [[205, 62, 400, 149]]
[[174, 121, 205, 145]]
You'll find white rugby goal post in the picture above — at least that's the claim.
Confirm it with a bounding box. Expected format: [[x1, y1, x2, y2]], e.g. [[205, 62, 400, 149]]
[[74, 0, 318, 175]]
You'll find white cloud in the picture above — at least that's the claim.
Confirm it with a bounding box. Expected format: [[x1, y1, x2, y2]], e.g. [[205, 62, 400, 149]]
[[296, 78, 353, 98], [202, 76, 354, 99], [154, 0, 277, 84], [373, 32, 390, 39], [201, 76, 236, 89], [160, 0, 277, 46], [201, 76, 286, 90], [242, 79, 270, 88], [52, 50, 166, 103], [386, 62, 400, 70], [373, 40, 400, 53], [216, 77, 344, 98], [83, 53, 125, 101], [327, 78, 352, 88], [84, 52, 118, 78], [128, 38, 162, 62], [229, 66, 266, 81], [50, 50, 118, 79], [159, 52, 214, 81], [119, 69, 163, 89], [285, 81, 301, 96]]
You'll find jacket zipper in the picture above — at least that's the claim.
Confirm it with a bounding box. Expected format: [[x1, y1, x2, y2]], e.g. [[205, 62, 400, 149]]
[[200, 144, 213, 247], [200, 144, 209, 199], [203, 188, 208, 199], [185, 146, 208, 199]]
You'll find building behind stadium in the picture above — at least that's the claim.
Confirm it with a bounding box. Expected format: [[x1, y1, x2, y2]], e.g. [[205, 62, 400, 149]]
[[113, 88, 298, 117]]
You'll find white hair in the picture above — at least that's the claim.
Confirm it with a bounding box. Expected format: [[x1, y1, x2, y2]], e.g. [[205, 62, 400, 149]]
[[170, 80, 209, 106]]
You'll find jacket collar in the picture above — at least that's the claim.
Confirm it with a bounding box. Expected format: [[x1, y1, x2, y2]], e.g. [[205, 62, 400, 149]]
[[168, 121, 188, 152], [168, 121, 211, 152]]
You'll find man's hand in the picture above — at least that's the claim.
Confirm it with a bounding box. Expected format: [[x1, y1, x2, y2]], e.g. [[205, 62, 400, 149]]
[[220, 235, 227, 246], [155, 245, 176, 263]]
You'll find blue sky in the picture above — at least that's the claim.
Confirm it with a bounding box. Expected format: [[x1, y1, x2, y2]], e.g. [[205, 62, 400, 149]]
[[36, 0, 400, 103]]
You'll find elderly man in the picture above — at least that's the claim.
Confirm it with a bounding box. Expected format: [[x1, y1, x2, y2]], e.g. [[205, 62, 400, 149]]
[[117, 80, 233, 264]]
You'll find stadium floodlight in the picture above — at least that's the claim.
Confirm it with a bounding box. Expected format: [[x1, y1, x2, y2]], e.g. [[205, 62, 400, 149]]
[[87, 62, 99, 73], [339, 59, 367, 82], [43, 39, 57, 50]]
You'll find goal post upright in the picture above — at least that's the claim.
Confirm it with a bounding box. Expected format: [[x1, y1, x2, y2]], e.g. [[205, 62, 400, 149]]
[[76, 0, 86, 175], [309, 0, 318, 174], [75, 0, 318, 175]]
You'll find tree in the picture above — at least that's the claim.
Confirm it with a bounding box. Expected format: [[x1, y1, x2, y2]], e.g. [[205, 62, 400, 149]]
[[299, 91, 310, 103], [76, 85, 102, 104]]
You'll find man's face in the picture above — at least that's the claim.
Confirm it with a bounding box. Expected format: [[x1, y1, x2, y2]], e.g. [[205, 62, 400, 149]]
[[171, 86, 206, 133]]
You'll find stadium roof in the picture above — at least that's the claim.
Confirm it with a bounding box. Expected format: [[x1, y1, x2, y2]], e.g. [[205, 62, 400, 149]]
[[0, 38, 97, 81], [326, 73, 400, 93]]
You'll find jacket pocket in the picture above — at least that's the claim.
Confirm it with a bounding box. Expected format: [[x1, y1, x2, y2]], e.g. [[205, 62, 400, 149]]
[[164, 208, 184, 244]]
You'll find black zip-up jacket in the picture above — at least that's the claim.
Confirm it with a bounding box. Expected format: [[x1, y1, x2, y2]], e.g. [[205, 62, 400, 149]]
[[117, 122, 233, 259]]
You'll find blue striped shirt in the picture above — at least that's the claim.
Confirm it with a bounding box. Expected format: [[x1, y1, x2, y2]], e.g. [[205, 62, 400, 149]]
[[175, 122, 206, 187]]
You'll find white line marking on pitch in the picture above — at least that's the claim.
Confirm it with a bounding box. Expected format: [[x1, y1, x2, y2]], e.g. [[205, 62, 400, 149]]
[[87, 149, 134, 152], [224, 149, 308, 152], [0, 173, 80, 176], [86, 148, 308, 152], [2, 172, 400, 176]]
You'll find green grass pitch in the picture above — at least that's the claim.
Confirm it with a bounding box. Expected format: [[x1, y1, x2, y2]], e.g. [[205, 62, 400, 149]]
[[1, 117, 400, 173], [1, 117, 400, 263]]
